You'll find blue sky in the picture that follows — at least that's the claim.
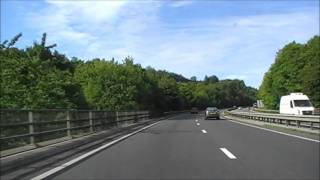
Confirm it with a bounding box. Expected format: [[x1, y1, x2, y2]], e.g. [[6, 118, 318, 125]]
[[1, 0, 319, 88]]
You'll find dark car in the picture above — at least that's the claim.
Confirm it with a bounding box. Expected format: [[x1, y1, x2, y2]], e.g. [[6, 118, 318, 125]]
[[205, 107, 220, 119], [190, 107, 198, 114]]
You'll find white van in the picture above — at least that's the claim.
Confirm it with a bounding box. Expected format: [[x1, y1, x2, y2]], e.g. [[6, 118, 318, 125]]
[[280, 93, 314, 115]]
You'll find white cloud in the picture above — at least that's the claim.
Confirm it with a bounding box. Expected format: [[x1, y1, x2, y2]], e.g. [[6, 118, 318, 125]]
[[25, 1, 318, 88], [168, 1, 193, 7], [46, 0, 126, 24], [143, 10, 318, 86], [223, 75, 248, 80], [27, 0, 128, 50]]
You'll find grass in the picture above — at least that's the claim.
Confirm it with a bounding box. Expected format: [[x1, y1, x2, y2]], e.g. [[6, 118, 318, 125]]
[[254, 108, 279, 114], [262, 124, 320, 141]]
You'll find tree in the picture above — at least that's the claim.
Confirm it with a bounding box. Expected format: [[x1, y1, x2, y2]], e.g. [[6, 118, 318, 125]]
[[204, 75, 219, 83], [258, 35, 320, 109], [7, 33, 22, 48], [190, 76, 197, 82], [0, 33, 86, 109], [1, 32, 258, 112]]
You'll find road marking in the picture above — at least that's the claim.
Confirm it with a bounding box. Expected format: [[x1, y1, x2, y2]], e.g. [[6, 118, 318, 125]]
[[202, 129, 207, 133], [195, 119, 199, 122], [30, 121, 161, 180], [227, 119, 320, 143], [220, 148, 237, 159], [196, 123, 200, 126]]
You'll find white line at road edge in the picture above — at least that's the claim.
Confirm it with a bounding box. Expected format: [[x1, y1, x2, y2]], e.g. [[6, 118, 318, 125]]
[[202, 129, 207, 133], [31, 121, 161, 180], [220, 148, 237, 159], [228, 119, 320, 143], [197, 123, 200, 126]]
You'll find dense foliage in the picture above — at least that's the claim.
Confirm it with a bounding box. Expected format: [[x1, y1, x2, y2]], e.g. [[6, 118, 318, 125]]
[[1, 33, 86, 109], [1, 33, 257, 111], [258, 36, 320, 109]]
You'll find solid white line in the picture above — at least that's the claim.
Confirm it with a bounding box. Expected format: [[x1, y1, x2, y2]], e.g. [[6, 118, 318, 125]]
[[220, 148, 237, 159], [227, 119, 320, 143], [202, 129, 207, 133], [196, 123, 200, 126], [30, 121, 161, 180]]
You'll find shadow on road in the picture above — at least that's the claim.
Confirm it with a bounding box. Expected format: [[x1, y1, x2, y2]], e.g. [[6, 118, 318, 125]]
[[165, 113, 227, 121]]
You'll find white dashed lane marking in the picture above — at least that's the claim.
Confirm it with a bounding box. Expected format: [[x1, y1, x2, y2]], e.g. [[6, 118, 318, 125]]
[[220, 148, 237, 159]]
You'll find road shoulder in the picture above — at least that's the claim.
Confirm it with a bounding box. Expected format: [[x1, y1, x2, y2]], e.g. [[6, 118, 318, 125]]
[[223, 114, 320, 141]]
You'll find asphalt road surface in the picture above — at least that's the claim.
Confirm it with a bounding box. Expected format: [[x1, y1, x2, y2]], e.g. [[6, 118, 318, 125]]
[[46, 113, 319, 180]]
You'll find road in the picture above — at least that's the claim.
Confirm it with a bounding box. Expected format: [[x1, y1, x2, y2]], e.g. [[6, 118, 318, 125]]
[[43, 113, 319, 179]]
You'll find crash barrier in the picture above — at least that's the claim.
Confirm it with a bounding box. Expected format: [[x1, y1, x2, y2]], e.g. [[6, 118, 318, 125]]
[[253, 108, 320, 115], [225, 110, 320, 130], [0, 109, 149, 151]]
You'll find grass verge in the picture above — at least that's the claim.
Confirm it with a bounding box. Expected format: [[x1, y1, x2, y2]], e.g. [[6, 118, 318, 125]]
[[262, 124, 320, 141]]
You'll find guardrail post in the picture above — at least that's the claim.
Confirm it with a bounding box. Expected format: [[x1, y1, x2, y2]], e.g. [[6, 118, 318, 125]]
[[116, 111, 119, 127], [296, 120, 300, 128], [89, 111, 93, 133], [143, 111, 147, 121], [28, 111, 35, 145], [141, 111, 144, 121], [123, 111, 127, 126], [134, 111, 138, 122], [66, 111, 71, 138], [310, 122, 314, 130]]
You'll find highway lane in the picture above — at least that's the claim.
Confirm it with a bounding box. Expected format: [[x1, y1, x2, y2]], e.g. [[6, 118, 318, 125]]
[[46, 113, 319, 180], [201, 115, 319, 179]]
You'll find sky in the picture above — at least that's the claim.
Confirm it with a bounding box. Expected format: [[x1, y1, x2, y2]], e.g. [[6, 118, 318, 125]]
[[1, 0, 319, 88]]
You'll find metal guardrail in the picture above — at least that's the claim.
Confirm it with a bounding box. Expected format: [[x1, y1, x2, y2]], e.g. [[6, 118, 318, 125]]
[[225, 110, 320, 129], [253, 108, 320, 115], [0, 109, 149, 151]]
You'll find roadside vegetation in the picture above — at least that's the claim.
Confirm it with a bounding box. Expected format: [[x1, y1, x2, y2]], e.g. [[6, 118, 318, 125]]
[[0, 33, 256, 112], [258, 36, 320, 109]]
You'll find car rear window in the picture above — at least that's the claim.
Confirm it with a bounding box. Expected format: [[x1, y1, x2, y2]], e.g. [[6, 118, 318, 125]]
[[207, 107, 217, 110]]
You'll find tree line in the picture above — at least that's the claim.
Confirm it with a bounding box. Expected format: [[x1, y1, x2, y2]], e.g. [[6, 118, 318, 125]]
[[258, 35, 320, 109], [0, 33, 257, 112]]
